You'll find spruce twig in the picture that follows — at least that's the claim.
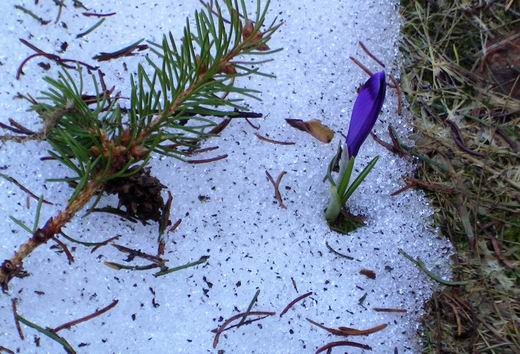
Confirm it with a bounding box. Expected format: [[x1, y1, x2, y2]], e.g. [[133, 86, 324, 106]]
[[0, 0, 281, 290]]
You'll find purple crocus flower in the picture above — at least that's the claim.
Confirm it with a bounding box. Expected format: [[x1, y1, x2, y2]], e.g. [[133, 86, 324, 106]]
[[345, 71, 386, 157]]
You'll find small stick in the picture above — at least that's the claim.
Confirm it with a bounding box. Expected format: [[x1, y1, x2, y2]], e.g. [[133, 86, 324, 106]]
[[315, 340, 372, 353], [280, 292, 313, 317], [11, 299, 24, 340], [51, 238, 75, 264], [373, 307, 407, 314], [53, 299, 119, 332], [255, 133, 295, 145], [188, 154, 228, 164], [265, 170, 287, 209], [213, 311, 276, 348], [82, 12, 116, 18], [359, 41, 385, 68]]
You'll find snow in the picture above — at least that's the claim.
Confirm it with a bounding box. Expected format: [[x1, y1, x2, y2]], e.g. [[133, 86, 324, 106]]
[[0, 0, 452, 353]]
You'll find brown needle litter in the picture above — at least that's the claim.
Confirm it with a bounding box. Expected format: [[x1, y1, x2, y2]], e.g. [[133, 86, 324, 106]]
[[11, 299, 24, 340], [315, 340, 372, 353], [265, 170, 288, 209], [51, 238, 75, 264], [307, 318, 387, 337], [212, 311, 276, 348], [53, 299, 119, 332], [280, 291, 313, 317], [0, 173, 53, 205], [373, 307, 407, 314], [17, 39, 98, 80], [188, 154, 228, 164], [255, 132, 295, 145]]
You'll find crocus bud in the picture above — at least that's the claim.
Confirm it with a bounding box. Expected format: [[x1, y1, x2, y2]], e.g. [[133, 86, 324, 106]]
[[345, 71, 386, 157]]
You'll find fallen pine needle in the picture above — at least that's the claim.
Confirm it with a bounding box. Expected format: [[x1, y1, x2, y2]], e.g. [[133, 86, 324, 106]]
[[315, 340, 372, 353], [153, 256, 209, 277], [399, 249, 468, 286], [255, 132, 295, 145], [213, 311, 276, 348], [53, 299, 118, 332], [373, 307, 407, 314], [16, 314, 76, 354], [307, 318, 387, 336], [11, 299, 24, 340], [265, 170, 288, 209], [280, 291, 313, 317]]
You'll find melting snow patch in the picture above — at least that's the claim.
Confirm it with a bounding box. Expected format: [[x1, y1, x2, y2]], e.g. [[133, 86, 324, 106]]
[[0, 0, 452, 353]]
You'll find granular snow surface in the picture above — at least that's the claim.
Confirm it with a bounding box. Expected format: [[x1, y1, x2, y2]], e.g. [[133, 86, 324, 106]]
[[0, 0, 452, 353]]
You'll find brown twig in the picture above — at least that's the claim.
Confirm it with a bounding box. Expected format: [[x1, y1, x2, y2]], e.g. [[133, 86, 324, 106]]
[[265, 170, 287, 208], [11, 299, 24, 340], [255, 133, 295, 145], [280, 291, 313, 317], [315, 340, 372, 353], [212, 311, 276, 348], [53, 299, 118, 332]]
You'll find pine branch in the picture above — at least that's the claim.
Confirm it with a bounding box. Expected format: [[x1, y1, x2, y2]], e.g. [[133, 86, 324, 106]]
[[0, 0, 281, 290]]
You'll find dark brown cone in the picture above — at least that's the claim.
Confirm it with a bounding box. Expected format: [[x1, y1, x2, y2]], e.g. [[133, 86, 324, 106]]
[[104, 168, 165, 223]]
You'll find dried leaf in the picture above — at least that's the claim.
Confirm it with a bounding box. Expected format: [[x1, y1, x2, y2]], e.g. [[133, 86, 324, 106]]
[[285, 119, 334, 143]]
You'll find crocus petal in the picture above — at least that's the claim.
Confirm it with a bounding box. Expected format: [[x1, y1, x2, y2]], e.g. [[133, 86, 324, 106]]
[[346, 71, 386, 157]]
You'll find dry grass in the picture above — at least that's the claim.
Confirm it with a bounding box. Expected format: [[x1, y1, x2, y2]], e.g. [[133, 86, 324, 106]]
[[400, 0, 519, 353]]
